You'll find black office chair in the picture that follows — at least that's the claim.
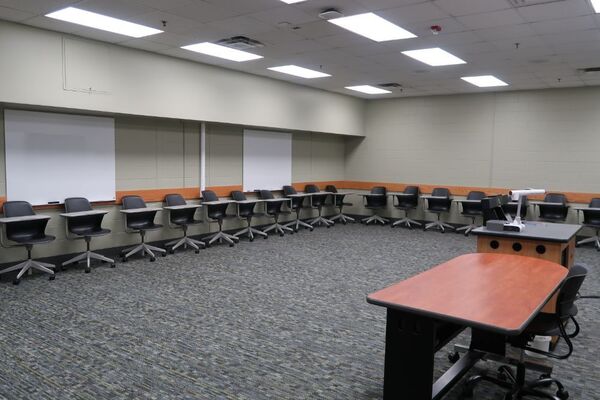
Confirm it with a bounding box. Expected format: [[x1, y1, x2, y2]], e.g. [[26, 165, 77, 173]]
[[230, 190, 267, 241], [362, 186, 388, 225], [325, 185, 355, 224], [305, 184, 334, 227], [537, 193, 569, 223], [259, 190, 293, 236], [503, 195, 529, 220], [456, 191, 486, 236], [0, 201, 56, 284], [391, 186, 421, 229], [62, 197, 115, 272], [282, 185, 313, 232], [164, 194, 205, 254], [423, 188, 454, 232], [463, 264, 588, 400], [201, 190, 239, 247], [576, 198, 600, 251], [120, 195, 166, 262]]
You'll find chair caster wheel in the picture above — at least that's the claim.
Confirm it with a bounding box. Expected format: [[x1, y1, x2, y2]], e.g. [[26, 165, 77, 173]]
[[229, 243, 235, 247], [310, 228, 314, 231], [448, 352, 460, 364], [122, 257, 128, 262], [110, 263, 116, 268], [161, 253, 167, 257], [263, 235, 268, 239], [150, 257, 156, 262], [464, 233, 469, 237], [249, 237, 254, 242], [49, 275, 56, 281], [461, 385, 473, 398], [279, 233, 284, 237], [504, 393, 513, 400], [342, 221, 347, 225], [326, 225, 330, 228], [85, 268, 91, 273], [289, 231, 294, 234], [194, 249, 200, 254], [169, 249, 175, 254], [557, 389, 569, 399]]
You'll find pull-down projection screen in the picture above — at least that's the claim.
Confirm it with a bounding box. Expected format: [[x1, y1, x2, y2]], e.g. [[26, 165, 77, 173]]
[[243, 129, 292, 192], [4, 110, 116, 205]]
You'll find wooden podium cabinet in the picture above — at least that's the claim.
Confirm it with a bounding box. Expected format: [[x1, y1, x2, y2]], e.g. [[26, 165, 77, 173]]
[[472, 221, 580, 313]]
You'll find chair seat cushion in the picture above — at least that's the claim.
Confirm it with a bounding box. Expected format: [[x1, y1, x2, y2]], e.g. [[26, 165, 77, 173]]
[[11, 234, 55, 245], [172, 219, 203, 226], [461, 210, 483, 216], [128, 222, 163, 230], [523, 313, 569, 337], [70, 227, 111, 237]]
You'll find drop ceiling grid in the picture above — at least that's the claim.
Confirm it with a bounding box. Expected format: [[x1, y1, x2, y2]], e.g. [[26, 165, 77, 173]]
[[0, 0, 598, 97]]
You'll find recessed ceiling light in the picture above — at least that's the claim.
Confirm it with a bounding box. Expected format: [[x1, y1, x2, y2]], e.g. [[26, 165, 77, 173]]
[[181, 42, 263, 62], [591, 0, 600, 13], [402, 48, 466, 66], [345, 85, 391, 95], [461, 75, 508, 87], [268, 65, 331, 79], [281, 0, 306, 3], [45, 7, 162, 38], [329, 12, 416, 42]]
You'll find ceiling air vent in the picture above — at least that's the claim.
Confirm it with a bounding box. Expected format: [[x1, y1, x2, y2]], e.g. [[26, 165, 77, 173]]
[[378, 83, 403, 88], [216, 36, 264, 51], [319, 8, 343, 20], [506, 0, 565, 7]]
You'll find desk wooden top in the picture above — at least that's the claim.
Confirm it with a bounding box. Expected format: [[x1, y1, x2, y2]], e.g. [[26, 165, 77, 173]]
[[367, 253, 567, 335]]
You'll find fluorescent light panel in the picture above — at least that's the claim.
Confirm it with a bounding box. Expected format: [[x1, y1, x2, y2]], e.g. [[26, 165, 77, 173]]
[[181, 42, 263, 62], [329, 12, 416, 42], [346, 85, 391, 95], [461, 75, 508, 87], [402, 47, 466, 66], [592, 0, 600, 13], [280, 0, 306, 3], [268, 65, 330, 79], [45, 7, 162, 38]]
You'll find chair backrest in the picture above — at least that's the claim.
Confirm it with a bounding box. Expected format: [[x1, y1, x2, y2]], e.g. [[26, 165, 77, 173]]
[[557, 264, 588, 318], [545, 193, 566, 204], [259, 190, 274, 200], [64, 197, 104, 235], [165, 193, 186, 206], [590, 198, 600, 208], [325, 185, 338, 193], [583, 198, 600, 225], [396, 186, 419, 208], [305, 184, 319, 193], [165, 193, 198, 225], [202, 190, 218, 202], [64, 197, 92, 213], [431, 188, 450, 197], [366, 186, 387, 207], [122, 195, 146, 209], [3, 201, 34, 217], [462, 191, 486, 214], [230, 191, 247, 201], [282, 185, 297, 195], [428, 188, 452, 211]]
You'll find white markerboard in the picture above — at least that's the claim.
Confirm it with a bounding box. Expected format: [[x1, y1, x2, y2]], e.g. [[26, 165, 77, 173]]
[[4, 110, 116, 205], [243, 129, 292, 192]]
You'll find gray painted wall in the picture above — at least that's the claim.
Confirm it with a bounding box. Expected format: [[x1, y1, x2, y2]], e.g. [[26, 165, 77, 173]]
[[0, 20, 365, 136], [0, 111, 347, 263]]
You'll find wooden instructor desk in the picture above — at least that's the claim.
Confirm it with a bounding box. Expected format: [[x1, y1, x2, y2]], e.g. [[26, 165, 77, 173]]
[[472, 221, 580, 313], [367, 253, 566, 400]]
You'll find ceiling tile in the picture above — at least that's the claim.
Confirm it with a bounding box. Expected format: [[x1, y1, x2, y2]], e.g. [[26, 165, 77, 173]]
[[129, 11, 200, 34], [0, 0, 78, 14], [125, 0, 193, 12], [77, 0, 156, 18], [516, 0, 590, 23], [0, 6, 36, 21], [433, 0, 511, 17], [248, 5, 318, 26], [530, 15, 596, 35], [379, 2, 451, 24], [457, 9, 526, 30]]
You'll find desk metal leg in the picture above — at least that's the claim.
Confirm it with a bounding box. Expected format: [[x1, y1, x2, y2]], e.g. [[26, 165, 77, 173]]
[[383, 309, 436, 399]]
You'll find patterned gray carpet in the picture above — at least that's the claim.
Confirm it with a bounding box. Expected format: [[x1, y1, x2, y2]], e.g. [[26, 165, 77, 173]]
[[0, 224, 598, 400]]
